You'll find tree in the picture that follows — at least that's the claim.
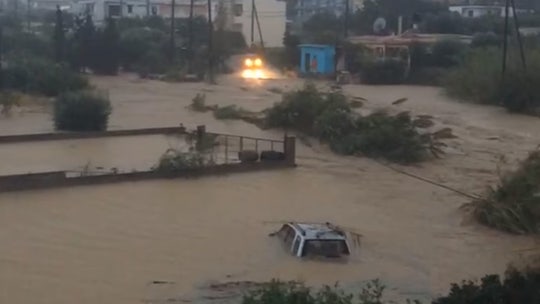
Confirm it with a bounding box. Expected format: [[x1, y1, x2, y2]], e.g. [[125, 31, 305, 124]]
[[283, 29, 300, 68], [91, 18, 120, 75], [53, 5, 65, 62], [67, 13, 96, 71]]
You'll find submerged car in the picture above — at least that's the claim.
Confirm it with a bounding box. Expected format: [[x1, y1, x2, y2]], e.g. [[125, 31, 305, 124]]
[[241, 53, 265, 79], [271, 222, 356, 258]]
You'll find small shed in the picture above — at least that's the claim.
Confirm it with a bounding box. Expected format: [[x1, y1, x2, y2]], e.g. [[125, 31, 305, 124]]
[[299, 44, 336, 75]]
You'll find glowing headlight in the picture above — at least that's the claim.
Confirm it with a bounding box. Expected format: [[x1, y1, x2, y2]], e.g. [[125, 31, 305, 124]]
[[244, 58, 253, 67], [254, 58, 262, 67]]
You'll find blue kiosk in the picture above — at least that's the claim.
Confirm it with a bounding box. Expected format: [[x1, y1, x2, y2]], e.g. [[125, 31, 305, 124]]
[[299, 44, 336, 76]]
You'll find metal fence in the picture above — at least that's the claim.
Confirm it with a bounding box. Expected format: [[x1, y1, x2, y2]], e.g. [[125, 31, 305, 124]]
[[205, 133, 285, 164]]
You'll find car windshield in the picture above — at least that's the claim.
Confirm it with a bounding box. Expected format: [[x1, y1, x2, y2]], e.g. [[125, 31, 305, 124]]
[[302, 240, 349, 258]]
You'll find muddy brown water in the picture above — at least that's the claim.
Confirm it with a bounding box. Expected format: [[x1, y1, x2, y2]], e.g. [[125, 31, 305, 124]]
[[1, 74, 539, 304]]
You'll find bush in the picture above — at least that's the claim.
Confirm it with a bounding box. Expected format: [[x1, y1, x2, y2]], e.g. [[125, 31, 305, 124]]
[[444, 48, 540, 113], [265, 84, 440, 164], [213, 105, 249, 120], [360, 60, 407, 85], [431, 40, 466, 68], [4, 57, 89, 96], [434, 268, 540, 304], [471, 32, 501, 48], [155, 149, 210, 173], [469, 150, 540, 234], [53, 91, 112, 131], [243, 280, 389, 304]]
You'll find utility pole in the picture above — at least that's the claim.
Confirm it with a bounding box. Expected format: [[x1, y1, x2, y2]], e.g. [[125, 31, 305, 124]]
[[501, 0, 527, 81], [254, 2, 264, 50], [27, 0, 31, 32], [0, 26, 3, 90], [501, 0, 510, 79], [188, 0, 194, 73], [207, 0, 214, 83], [510, 0, 526, 70], [146, 0, 150, 16], [344, 0, 349, 38], [169, 0, 176, 63], [250, 0, 255, 46], [120, 0, 123, 17]]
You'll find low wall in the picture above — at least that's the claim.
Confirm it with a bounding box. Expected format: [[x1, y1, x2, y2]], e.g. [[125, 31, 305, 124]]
[[0, 127, 188, 144], [0, 162, 295, 193]]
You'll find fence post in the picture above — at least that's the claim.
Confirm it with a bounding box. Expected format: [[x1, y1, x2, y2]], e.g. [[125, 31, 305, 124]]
[[284, 136, 296, 165], [225, 136, 229, 164], [240, 136, 244, 151], [271, 141, 274, 151], [255, 139, 258, 153]]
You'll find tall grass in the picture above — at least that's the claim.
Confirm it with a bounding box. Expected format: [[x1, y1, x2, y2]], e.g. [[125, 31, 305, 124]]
[[444, 48, 540, 114], [470, 150, 540, 234]]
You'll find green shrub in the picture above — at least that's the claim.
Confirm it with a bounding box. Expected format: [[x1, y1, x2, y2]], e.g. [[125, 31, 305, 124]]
[[155, 149, 210, 173], [243, 280, 388, 304], [264, 84, 440, 163], [360, 60, 407, 85], [53, 91, 112, 131], [471, 32, 501, 48], [4, 57, 89, 96], [328, 112, 431, 164], [433, 268, 540, 304], [213, 105, 249, 120], [470, 150, 540, 234], [190, 93, 208, 112], [266, 83, 350, 132]]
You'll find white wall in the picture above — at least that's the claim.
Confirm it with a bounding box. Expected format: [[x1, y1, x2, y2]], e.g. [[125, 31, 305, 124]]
[[239, 0, 286, 47]]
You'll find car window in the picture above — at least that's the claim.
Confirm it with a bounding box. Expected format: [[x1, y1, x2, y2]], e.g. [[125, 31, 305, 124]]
[[302, 240, 349, 258], [292, 237, 301, 255]]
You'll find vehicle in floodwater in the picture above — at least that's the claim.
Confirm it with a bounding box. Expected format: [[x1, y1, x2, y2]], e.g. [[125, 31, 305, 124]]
[[241, 53, 265, 79], [271, 222, 353, 259]]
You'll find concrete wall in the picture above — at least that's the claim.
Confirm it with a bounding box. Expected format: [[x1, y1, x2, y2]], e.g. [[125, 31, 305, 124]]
[[0, 161, 295, 192]]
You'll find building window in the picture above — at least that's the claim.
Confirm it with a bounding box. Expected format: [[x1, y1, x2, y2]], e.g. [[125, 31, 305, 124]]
[[234, 4, 243, 16], [127, 4, 133, 13], [85, 3, 94, 14], [108, 4, 121, 17]]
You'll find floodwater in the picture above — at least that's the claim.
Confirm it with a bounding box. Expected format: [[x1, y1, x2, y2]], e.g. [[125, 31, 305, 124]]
[[1, 74, 540, 304]]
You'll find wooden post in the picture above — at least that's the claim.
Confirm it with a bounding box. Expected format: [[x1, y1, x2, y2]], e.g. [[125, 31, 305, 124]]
[[284, 136, 296, 165]]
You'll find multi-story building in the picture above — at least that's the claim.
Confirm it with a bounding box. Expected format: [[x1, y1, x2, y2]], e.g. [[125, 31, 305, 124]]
[[70, 0, 222, 24], [281, 0, 362, 34]]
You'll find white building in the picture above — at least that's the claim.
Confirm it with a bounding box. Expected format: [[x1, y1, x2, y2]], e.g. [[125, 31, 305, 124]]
[[69, 0, 285, 46], [70, 0, 221, 24], [449, 5, 531, 18]]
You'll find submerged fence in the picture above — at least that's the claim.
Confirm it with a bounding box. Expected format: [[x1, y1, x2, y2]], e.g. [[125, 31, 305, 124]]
[[0, 125, 296, 192], [202, 133, 286, 164]]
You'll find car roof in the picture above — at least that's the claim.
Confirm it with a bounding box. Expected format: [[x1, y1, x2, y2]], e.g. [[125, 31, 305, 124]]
[[288, 222, 347, 241]]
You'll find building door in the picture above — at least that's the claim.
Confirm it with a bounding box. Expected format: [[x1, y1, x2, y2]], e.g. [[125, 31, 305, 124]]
[[304, 53, 311, 73]]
